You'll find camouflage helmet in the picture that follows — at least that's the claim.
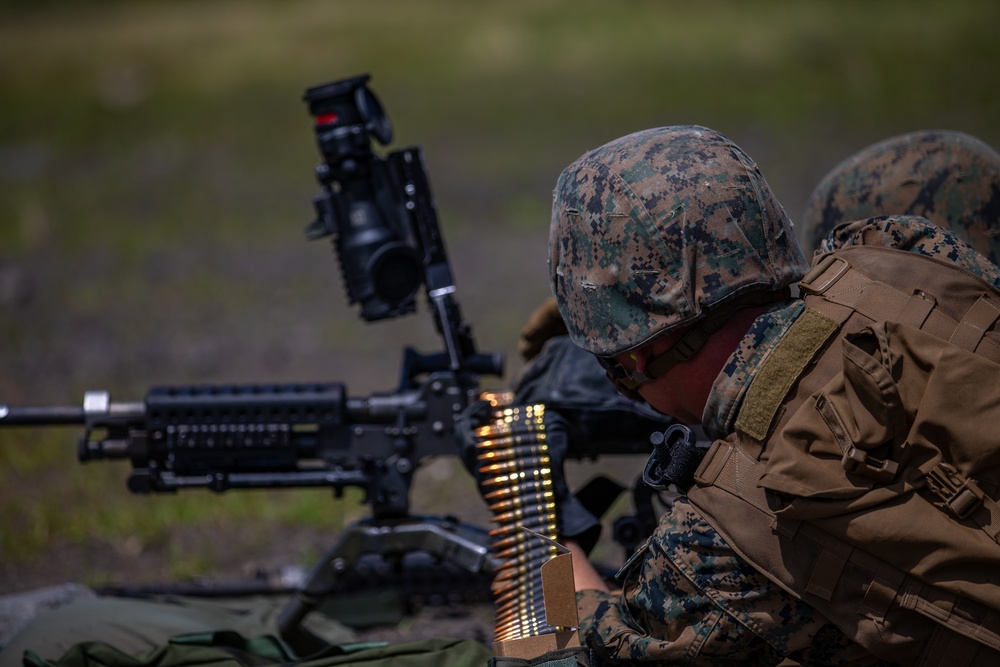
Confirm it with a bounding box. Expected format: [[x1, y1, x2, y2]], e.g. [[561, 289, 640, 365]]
[[549, 125, 808, 358], [801, 130, 1000, 263]]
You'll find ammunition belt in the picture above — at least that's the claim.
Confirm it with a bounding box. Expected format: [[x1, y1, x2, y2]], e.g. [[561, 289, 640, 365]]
[[472, 399, 566, 642]]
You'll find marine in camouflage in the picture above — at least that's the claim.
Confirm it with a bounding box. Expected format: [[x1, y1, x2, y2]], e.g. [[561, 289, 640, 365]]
[[801, 130, 1000, 264], [548, 125, 808, 357], [571, 216, 987, 665], [545, 122, 1000, 663], [575, 498, 888, 666]]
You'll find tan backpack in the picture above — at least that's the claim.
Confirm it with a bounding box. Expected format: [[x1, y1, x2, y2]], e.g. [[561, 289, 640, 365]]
[[689, 242, 1000, 666]]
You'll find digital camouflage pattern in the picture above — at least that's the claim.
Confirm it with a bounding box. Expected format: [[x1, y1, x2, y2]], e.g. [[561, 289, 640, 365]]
[[824, 214, 1000, 289], [801, 130, 1000, 263], [575, 498, 888, 666], [548, 126, 809, 357], [703, 299, 804, 440]]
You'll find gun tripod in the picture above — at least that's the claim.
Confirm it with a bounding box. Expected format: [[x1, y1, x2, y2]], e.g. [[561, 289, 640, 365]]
[[277, 515, 501, 654]]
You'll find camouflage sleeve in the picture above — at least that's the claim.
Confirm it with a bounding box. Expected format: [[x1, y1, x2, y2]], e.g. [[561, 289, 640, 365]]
[[575, 498, 885, 666], [821, 214, 1000, 288]]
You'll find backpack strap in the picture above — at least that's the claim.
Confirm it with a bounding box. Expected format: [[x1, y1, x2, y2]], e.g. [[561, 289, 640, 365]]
[[926, 462, 1000, 544], [897, 581, 1000, 654], [799, 253, 1000, 363], [951, 295, 1000, 354]]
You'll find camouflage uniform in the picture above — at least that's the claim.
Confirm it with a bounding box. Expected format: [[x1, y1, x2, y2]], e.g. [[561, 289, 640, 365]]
[[575, 216, 1000, 666], [548, 127, 1000, 665], [800, 130, 1000, 263], [576, 498, 877, 665]]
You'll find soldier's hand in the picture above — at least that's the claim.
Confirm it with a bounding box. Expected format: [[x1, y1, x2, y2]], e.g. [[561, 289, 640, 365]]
[[518, 296, 568, 361]]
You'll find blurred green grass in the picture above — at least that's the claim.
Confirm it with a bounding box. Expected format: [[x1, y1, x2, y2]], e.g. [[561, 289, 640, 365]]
[[1, 0, 998, 590]]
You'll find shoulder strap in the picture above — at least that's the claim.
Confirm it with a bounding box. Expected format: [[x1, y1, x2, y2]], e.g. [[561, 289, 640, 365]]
[[799, 251, 1000, 363]]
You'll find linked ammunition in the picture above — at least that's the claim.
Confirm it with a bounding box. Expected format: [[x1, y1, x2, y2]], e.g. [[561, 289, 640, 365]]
[[474, 403, 562, 644], [477, 442, 549, 462], [495, 540, 560, 563], [473, 432, 547, 451], [483, 478, 553, 501], [488, 490, 555, 513], [478, 454, 551, 477], [492, 503, 558, 526], [480, 468, 552, 488], [487, 513, 557, 538]]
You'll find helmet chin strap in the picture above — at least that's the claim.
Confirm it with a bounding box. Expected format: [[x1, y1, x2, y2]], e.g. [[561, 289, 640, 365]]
[[601, 287, 792, 399]]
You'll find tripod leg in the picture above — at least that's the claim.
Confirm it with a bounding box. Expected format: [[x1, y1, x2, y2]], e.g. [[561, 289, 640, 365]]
[[276, 517, 498, 651]]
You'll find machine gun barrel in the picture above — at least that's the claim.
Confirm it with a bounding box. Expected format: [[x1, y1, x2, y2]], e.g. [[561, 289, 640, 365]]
[[0, 405, 86, 425], [0, 394, 145, 430]]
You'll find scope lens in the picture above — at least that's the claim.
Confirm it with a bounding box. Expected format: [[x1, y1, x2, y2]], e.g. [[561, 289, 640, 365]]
[[370, 243, 423, 304]]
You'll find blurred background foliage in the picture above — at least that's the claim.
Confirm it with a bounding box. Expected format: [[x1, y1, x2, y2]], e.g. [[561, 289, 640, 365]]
[[1, 0, 998, 590]]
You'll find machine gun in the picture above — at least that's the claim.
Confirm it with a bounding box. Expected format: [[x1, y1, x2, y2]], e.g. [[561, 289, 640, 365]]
[[2, 74, 503, 516], [0, 74, 513, 646], [0, 75, 673, 650]]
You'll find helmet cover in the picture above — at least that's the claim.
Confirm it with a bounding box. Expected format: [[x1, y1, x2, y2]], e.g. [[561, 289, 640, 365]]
[[549, 125, 808, 356], [802, 130, 1000, 263]]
